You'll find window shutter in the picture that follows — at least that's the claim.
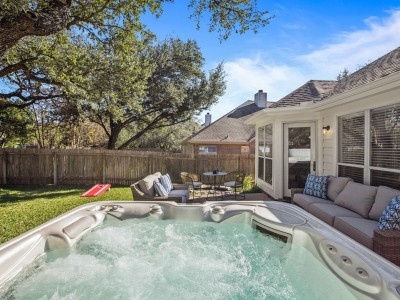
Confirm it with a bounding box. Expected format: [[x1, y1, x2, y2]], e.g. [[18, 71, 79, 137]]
[[338, 113, 365, 164]]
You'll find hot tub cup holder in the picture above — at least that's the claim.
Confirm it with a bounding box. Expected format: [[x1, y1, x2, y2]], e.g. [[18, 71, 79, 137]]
[[99, 205, 123, 212], [210, 206, 225, 222], [149, 204, 163, 217]]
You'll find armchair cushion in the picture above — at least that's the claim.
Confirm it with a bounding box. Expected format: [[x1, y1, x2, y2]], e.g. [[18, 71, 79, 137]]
[[327, 176, 353, 201], [138, 172, 161, 196], [370, 186, 400, 221], [334, 181, 377, 218]]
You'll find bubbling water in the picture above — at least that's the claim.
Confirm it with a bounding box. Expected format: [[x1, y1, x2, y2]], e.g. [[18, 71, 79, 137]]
[[1, 219, 356, 300]]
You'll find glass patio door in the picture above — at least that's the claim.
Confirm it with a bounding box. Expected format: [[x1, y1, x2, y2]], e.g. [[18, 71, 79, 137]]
[[283, 123, 316, 197]]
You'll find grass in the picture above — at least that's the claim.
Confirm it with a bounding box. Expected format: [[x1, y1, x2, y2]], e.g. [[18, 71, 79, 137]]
[[0, 184, 132, 244]]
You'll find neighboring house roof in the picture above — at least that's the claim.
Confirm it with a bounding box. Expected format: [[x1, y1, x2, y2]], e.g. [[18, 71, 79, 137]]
[[184, 101, 264, 144], [270, 46, 400, 109], [269, 80, 336, 108]]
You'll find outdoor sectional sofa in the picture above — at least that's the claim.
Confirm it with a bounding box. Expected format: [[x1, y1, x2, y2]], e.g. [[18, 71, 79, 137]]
[[131, 172, 189, 203], [291, 176, 400, 266]]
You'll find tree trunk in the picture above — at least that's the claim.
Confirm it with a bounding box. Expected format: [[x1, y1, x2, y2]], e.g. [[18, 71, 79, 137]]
[[107, 124, 122, 150], [0, 0, 72, 57]]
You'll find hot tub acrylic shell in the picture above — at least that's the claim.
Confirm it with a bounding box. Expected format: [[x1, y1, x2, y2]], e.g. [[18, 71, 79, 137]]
[[0, 201, 399, 300]]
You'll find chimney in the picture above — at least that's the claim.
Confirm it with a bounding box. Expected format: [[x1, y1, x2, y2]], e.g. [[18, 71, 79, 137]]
[[254, 90, 267, 108], [205, 112, 211, 127]]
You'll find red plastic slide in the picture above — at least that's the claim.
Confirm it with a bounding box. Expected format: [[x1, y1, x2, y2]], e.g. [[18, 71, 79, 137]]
[[81, 184, 111, 197]]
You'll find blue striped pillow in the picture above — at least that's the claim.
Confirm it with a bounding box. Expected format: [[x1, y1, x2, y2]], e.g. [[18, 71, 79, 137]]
[[160, 174, 173, 193], [154, 181, 168, 197]]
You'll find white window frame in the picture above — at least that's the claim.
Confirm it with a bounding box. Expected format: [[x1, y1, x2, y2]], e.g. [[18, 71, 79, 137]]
[[258, 124, 273, 186], [198, 145, 217, 154], [337, 104, 400, 187]]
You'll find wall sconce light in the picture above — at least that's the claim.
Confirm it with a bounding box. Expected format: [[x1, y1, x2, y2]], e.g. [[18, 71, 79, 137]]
[[322, 125, 330, 133]]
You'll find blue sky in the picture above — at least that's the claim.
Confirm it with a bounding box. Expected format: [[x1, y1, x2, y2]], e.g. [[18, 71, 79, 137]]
[[142, 1, 400, 122]]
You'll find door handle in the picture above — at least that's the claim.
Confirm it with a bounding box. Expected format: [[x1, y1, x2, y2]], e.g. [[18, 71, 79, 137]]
[[312, 161, 316, 172]]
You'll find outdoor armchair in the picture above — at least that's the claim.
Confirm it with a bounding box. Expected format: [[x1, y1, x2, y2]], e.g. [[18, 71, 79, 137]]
[[131, 172, 189, 203], [180, 172, 203, 199], [223, 171, 246, 199]]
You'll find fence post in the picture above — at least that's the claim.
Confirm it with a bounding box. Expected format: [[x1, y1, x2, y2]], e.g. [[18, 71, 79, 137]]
[[102, 153, 106, 183], [53, 151, 57, 185], [148, 155, 152, 174], [2, 150, 7, 184]]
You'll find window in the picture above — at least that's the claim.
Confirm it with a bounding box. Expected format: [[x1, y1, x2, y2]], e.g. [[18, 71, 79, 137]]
[[337, 104, 400, 190], [370, 104, 400, 189], [258, 124, 273, 185], [338, 112, 365, 183], [199, 146, 217, 154]]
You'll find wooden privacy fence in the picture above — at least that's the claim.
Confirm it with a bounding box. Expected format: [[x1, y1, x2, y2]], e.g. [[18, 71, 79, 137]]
[[0, 149, 255, 185]]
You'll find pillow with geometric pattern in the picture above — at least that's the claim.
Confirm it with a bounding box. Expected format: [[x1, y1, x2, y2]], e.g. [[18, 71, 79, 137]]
[[378, 195, 400, 230], [303, 174, 329, 199]]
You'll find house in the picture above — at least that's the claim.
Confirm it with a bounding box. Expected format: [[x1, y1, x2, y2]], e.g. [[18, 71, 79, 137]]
[[182, 90, 272, 156], [246, 47, 400, 199]]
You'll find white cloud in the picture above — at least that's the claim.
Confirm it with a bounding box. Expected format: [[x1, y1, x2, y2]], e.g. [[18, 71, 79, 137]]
[[206, 10, 400, 121], [205, 55, 307, 120], [301, 10, 400, 77]]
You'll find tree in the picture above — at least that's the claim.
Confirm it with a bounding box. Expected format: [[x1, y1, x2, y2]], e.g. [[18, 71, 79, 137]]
[[336, 68, 350, 81], [0, 0, 272, 58], [123, 118, 201, 151], [83, 38, 225, 149], [0, 107, 32, 147]]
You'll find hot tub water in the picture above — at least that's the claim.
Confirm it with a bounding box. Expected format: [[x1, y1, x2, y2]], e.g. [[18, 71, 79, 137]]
[[1, 218, 356, 299]]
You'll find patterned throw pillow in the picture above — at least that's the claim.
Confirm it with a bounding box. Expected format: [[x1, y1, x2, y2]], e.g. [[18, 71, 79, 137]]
[[378, 195, 400, 230], [160, 173, 173, 193], [154, 180, 168, 197], [303, 174, 329, 199]]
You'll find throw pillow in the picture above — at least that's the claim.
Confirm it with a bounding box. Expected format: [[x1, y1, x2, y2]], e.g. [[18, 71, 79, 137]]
[[160, 173, 173, 193], [378, 195, 400, 230], [303, 174, 329, 199], [154, 180, 168, 197]]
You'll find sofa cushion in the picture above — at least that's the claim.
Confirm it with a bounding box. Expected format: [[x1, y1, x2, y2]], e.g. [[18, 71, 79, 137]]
[[303, 174, 329, 199], [154, 180, 168, 197], [334, 182, 377, 218], [293, 193, 332, 211], [138, 172, 162, 196], [378, 195, 400, 230], [160, 173, 173, 193], [308, 203, 363, 226], [369, 186, 400, 221], [334, 217, 378, 249], [168, 189, 189, 203], [327, 176, 353, 201]]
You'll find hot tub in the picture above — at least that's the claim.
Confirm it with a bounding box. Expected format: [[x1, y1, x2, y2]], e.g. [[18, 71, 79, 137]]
[[0, 201, 399, 299]]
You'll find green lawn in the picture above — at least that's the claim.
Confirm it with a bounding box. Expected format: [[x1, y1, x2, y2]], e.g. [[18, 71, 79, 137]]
[[0, 185, 132, 244]]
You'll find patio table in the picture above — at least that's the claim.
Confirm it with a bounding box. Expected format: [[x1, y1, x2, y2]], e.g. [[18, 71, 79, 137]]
[[203, 171, 227, 200]]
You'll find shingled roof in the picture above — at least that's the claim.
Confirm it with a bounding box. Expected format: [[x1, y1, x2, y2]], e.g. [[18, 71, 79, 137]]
[[323, 46, 400, 99], [270, 47, 400, 109], [185, 101, 263, 143], [269, 80, 336, 108]]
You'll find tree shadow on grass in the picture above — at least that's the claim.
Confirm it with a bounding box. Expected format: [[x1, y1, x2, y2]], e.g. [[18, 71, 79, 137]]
[[0, 185, 85, 204]]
